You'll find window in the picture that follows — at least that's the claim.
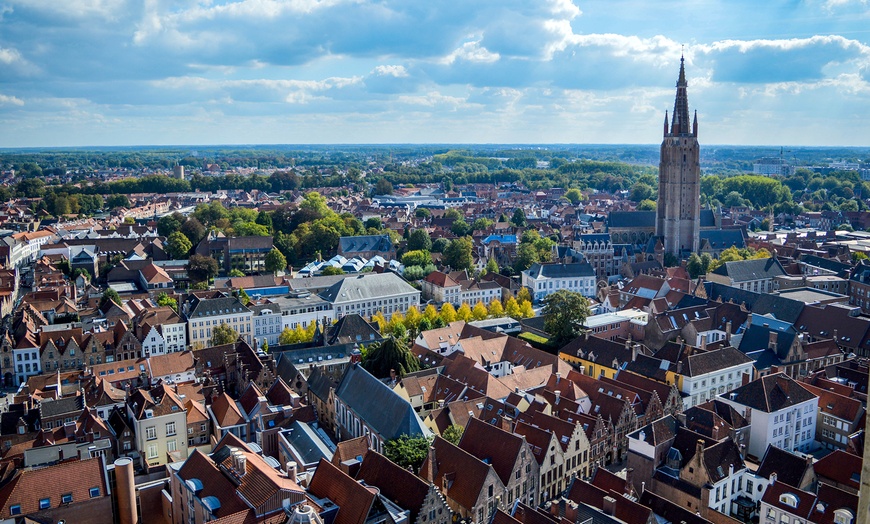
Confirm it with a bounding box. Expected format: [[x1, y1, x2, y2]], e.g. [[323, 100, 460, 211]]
[[89, 487, 100, 498], [62, 493, 73, 504], [146, 426, 157, 440], [39, 498, 50, 509], [167, 439, 177, 453], [147, 445, 158, 459], [10, 505, 21, 515], [166, 421, 176, 436]]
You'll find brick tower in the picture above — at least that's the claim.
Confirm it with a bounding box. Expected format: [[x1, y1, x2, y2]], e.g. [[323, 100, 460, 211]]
[[656, 56, 700, 256]]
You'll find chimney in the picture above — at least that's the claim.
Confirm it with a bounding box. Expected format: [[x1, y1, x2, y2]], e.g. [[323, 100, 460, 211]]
[[625, 468, 634, 494], [677, 361, 683, 375], [602, 496, 617, 516], [725, 321, 732, 343], [768, 332, 778, 352], [770, 472, 777, 485], [555, 390, 561, 405], [232, 450, 247, 477], [285, 461, 298, 482], [700, 336, 707, 351], [424, 445, 437, 483], [579, 366, 586, 375], [833, 329, 838, 341], [630, 343, 638, 362], [114, 458, 137, 524], [555, 372, 561, 384], [695, 439, 705, 464]]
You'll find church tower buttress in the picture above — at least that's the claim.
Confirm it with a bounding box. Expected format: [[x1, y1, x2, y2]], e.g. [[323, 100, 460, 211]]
[[656, 55, 700, 256]]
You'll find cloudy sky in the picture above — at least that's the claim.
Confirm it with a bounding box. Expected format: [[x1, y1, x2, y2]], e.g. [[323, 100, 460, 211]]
[[1, 0, 869, 147]]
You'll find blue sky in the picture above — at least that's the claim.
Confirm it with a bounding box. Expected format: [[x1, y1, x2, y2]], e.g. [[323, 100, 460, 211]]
[[0, 0, 869, 147]]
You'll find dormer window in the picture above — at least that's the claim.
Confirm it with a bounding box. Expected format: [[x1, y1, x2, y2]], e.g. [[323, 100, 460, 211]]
[[834, 510, 853, 524], [779, 493, 799, 508]]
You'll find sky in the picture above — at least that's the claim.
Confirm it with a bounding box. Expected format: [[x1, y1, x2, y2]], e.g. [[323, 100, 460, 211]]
[[0, 0, 869, 147]]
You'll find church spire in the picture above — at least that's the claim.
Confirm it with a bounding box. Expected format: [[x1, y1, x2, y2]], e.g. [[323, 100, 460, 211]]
[[670, 54, 692, 137]]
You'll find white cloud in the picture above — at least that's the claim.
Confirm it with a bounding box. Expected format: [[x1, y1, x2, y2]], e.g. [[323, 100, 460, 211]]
[[0, 94, 24, 106], [0, 47, 22, 65], [371, 65, 409, 77]]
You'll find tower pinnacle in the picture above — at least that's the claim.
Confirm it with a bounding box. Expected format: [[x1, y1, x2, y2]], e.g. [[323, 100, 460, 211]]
[[669, 55, 692, 137]]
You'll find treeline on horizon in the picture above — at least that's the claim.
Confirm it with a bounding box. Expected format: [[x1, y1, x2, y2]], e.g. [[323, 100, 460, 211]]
[[2, 146, 870, 221]]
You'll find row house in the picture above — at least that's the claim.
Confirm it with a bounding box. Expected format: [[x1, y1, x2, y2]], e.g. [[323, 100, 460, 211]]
[[707, 257, 787, 294], [182, 294, 253, 350], [522, 261, 596, 303], [760, 482, 857, 524], [801, 383, 865, 451], [126, 383, 189, 471], [134, 306, 187, 356], [571, 233, 615, 281]]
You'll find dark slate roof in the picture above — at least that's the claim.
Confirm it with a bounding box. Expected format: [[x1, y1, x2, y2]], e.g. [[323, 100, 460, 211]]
[[699, 229, 745, 250], [281, 420, 334, 466], [578, 233, 612, 244], [38, 396, 84, 419], [334, 363, 430, 440], [756, 445, 813, 487], [226, 236, 274, 251], [700, 210, 716, 228], [801, 255, 851, 279], [326, 314, 382, 346], [686, 346, 754, 377], [186, 296, 251, 319], [305, 365, 337, 401], [639, 491, 713, 524], [607, 211, 655, 229], [710, 257, 786, 282], [705, 282, 805, 324], [724, 372, 817, 413], [525, 262, 595, 279], [736, 314, 797, 360], [628, 414, 679, 447], [338, 234, 393, 254]]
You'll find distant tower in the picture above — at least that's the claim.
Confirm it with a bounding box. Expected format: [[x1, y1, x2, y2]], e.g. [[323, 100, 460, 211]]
[[656, 55, 700, 256], [173, 164, 185, 180]]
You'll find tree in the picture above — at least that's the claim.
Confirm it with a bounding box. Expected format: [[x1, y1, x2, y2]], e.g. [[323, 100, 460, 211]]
[[237, 288, 251, 306], [564, 188, 583, 205], [511, 208, 527, 227], [211, 323, 239, 346], [279, 327, 297, 345], [99, 288, 121, 309], [105, 194, 130, 209], [423, 304, 439, 323], [519, 300, 535, 319], [440, 303, 457, 323], [450, 219, 471, 237], [228, 269, 246, 277], [542, 290, 591, 346], [166, 231, 193, 260], [686, 253, 704, 279], [375, 178, 393, 195], [180, 217, 207, 246], [156, 292, 178, 312], [471, 217, 493, 232], [157, 213, 184, 237], [444, 208, 463, 220], [187, 254, 219, 284], [362, 336, 421, 379], [517, 287, 532, 305], [442, 424, 464, 445], [415, 208, 431, 219], [853, 252, 869, 262], [485, 257, 499, 275], [264, 248, 288, 274], [638, 199, 657, 211], [456, 303, 473, 322], [488, 299, 504, 318], [430, 238, 450, 253], [365, 217, 382, 230], [321, 266, 344, 276], [407, 229, 432, 252], [384, 435, 432, 474], [404, 306, 422, 334], [472, 301, 488, 321], [443, 236, 473, 271], [629, 182, 654, 202], [402, 250, 432, 268], [505, 297, 521, 319]]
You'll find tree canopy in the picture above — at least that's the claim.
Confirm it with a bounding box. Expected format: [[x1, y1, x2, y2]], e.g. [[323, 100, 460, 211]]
[[542, 290, 592, 347]]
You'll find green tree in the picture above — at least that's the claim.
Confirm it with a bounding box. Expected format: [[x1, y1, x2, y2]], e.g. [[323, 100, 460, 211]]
[[853, 252, 869, 262], [375, 178, 394, 195], [187, 254, 219, 284], [638, 199, 657, 211], [157, 213, 184, 237], [402, 250, 432, 268], [471, 218, 493, 232], [105, 194, 130, 209], [440, 303, 458, 324], [686, 253, 704, 279], [180, 217, 207, 246], [264, 248, 288, 274], [237, 288, 251, 306], [444, 208, 463, 220], [564, 188, 583, 205], [629, 182, 654, 202], [321, 266, 345, 276], [505, 297, 522, 319], [542, 290, 591, 346], [166, 231, 193, 260], [407, 229, 432, 252], [488, 299, 504, 318], [156, 292, 178, 312], [511, 208, 527, 227], [485, 257, 499, 275], [442, 425, 464, 445], [228, 269, 246, 277], [443, 236, 474, 271], [450, 219, 471, 237], [211, 323, 239, 346], [362, 336, 421, 379], [99, 288, 121, 309], [472, 301, 488, 321], [415, 208, 431, 219], [431, 238, 450, 253], [384, 435, 433, 474]]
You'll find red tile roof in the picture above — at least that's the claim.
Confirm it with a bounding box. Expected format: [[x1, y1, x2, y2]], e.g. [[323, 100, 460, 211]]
[[0, 457, 108, 518]]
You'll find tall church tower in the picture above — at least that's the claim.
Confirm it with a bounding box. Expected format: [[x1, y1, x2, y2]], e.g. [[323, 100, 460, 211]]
[[656, 56, 700, 256]]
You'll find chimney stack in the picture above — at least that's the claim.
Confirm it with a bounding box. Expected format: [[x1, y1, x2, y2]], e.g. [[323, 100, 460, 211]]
[[602, 496, 617, 516], [554, 390, 561, 405], [114, 458, 137, 524], [286, 461, 298, 482], [725, 321, 732, 343], [768, 332, 778, 352]]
